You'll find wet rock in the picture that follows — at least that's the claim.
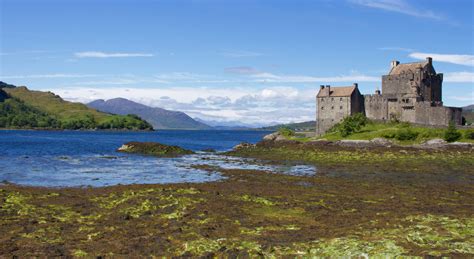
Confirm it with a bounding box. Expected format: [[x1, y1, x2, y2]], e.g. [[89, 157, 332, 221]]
[[117, 142, 194, 157], [202, 148, 216, 153]]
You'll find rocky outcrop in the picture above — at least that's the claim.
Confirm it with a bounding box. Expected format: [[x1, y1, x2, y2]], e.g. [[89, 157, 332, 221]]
[[117, 142, 194, 157], [233, 142, 256, 150]]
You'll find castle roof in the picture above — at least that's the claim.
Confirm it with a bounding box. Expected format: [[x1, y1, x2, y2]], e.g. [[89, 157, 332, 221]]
[[389, 61, 429, 75], [317, 86, 356, 97]]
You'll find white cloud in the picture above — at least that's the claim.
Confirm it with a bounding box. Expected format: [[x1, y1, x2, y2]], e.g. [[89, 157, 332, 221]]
[[251, 72, 379, 83], [74, 51, 154, 58], [409, 52, 474, 67], [349, 0, 444, 20], [225, 66, 260, 75], [446, 93, 474, 102], [444, 72, 474, 83], [47, 86, 317, 125]]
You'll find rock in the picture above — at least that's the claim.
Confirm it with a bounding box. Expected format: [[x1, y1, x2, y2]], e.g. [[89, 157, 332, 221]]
[[423, 138, 447, 145], [370, 138, 393, 147], [419, 138, 447, 149], [201, 148, 216, 153], [275, 135, 288, 142], [263, 132, 279, 141], [117, 142, 194, 157], [447, 142, 472, 149], [233, 142, 256, 150]]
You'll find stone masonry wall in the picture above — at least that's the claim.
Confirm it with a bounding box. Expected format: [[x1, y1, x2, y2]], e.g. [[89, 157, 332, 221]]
[[316, 96, 351, 135], [364, 94, 388, 120]]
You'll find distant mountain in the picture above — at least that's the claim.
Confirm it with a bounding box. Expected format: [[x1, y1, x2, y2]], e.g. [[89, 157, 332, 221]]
[[194, 118, 263, 130], [1, 83, 152, 130], [463, 104, 474, 112], [88, 98, 211, 130], [260, 121, 316, 131]]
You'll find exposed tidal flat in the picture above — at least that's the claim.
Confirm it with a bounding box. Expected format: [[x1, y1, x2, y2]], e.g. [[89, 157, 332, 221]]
[[0, 131, 473, 256]]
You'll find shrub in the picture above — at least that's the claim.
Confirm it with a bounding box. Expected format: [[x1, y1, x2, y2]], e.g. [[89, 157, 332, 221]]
[[382, 130, 397, 139], [444, 121, 461, 142], [395, 128, 418, 141], [330, 113, 368, 137], [278, 127, 295, 137], [465, 129, 474, 140]]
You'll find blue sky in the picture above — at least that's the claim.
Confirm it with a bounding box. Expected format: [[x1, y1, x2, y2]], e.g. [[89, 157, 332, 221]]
[[1, 0, 473, 126]]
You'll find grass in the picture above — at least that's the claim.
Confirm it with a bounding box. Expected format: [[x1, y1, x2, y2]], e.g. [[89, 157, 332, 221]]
[[316, 120, 474, 144]]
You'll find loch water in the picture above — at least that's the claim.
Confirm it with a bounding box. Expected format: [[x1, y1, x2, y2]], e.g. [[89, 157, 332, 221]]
[[0, 130, 316, 187]]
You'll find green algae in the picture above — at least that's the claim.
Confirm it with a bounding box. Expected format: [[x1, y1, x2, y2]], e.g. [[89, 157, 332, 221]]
[[240, 194, 275, 206], [72, 249, 88, 256], [227, 145, 474, 169]]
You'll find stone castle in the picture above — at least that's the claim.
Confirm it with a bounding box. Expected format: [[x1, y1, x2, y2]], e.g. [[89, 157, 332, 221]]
[[316, 57, 463, 135]]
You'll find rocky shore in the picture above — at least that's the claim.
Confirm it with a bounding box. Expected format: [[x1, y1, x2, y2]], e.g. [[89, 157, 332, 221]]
[[237, 132, 474, 151]]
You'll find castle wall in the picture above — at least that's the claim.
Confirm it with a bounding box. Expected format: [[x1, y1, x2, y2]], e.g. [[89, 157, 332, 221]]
[[412, 103, 462, 126], [364, 94, 387, 120], [316, 95, 351, 135], [382, 73, 418, 99]]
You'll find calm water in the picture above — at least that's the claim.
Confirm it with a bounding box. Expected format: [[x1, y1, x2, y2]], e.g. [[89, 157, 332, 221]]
[[0, 130, 315, 187]]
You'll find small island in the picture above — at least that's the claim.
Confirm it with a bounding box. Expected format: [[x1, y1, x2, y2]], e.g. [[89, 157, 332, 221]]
[[117, 142, 194, 157]]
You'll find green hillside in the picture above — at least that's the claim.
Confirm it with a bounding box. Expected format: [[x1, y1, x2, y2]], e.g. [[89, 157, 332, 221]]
[[1, 85, 153, 130]]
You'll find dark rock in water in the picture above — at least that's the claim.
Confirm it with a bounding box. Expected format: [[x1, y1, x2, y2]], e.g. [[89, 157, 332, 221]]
[[117, 142, 194, 157]]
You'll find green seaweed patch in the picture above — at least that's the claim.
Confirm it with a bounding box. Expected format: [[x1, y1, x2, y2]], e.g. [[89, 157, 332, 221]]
[[117, 141, 194, 157], [240, 194, 275, 206]]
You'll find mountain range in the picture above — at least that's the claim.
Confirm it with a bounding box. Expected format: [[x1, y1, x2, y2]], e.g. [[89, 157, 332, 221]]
[[88, 98, 212, 130]]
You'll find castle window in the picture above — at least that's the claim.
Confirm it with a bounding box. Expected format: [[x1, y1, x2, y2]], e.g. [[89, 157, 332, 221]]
[[331, 106, 334, 110], [331, 98, 334, 101], [340, 98, 343, 101], [321, 106, 324, 110], [340, 106, 343, 109]]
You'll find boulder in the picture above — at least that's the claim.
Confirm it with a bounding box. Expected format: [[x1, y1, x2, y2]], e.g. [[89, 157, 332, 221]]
[[370, 138, 393, 147], [275, 135, 288, 142], [424, 138, 447, 145], [263, 132, 279, 141]]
